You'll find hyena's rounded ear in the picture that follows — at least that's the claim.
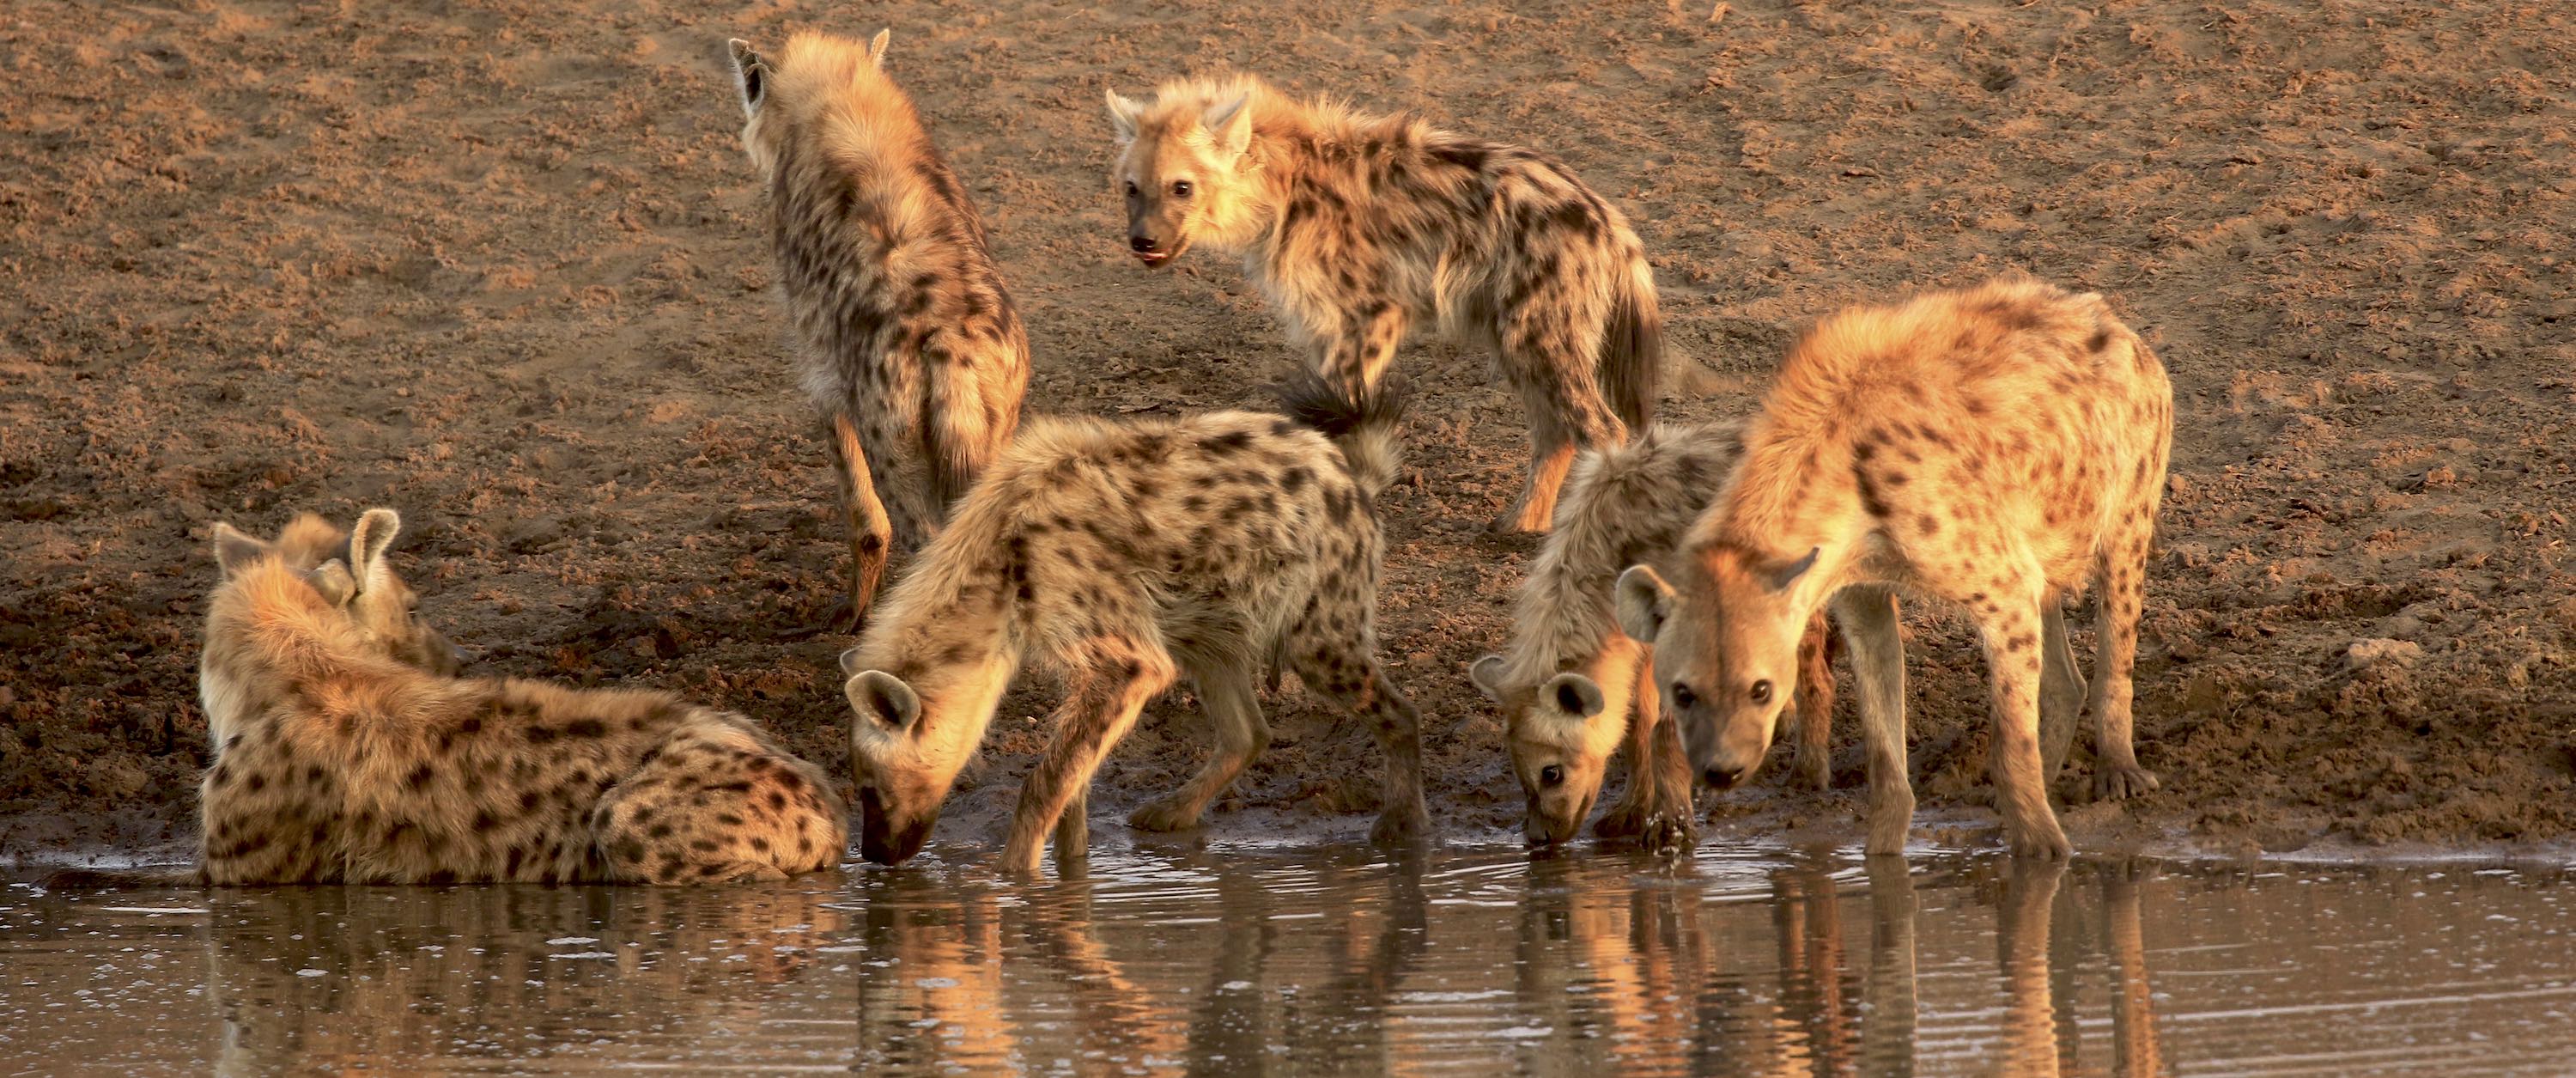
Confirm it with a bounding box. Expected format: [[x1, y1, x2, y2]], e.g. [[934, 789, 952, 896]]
[[1613, 564, 1674, 643], [727, 38, 766, 117], [1104, 89, 1145, 144], [1203, 93, 1254, 159], [307, 559, 358, 607], [1467, 655, 1510, 703], [845, 670, 921, 734], [211, 522, 275, 579], [865, 27, 890, 67], [349, 508, 402, 594], [1540, 673, 1607, 720]]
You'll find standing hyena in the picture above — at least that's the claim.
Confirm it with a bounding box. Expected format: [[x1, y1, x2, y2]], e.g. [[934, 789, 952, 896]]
[[197, 509, 846, 885], [1614, 275, 2171, 860], [1104, 75, 1662, 533], [1467, 421, 1849, 850], [839, 375, 1426, 876], [729, 30, 1030, 624]]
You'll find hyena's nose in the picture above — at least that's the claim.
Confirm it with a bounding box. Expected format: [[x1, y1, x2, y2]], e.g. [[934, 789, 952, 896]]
[[1129, 234, 1160, 254], [1703, 764, 1747, 789]]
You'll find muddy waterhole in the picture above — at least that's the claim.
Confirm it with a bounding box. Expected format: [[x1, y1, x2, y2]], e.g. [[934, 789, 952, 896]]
[[3, 843, 2572, 1075]]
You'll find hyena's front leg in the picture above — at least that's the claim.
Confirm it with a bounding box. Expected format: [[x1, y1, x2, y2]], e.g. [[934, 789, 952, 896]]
[[1790, 610, 1839, 792], [1129, 658, 1269, 833], [827, 411, 894, 630], [1003, 645, 1176, 876], [1832, 587, 1914, 856]]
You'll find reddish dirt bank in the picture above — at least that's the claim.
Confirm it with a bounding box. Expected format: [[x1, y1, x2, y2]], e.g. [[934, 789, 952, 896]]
[[3, 0, 2571, 862]]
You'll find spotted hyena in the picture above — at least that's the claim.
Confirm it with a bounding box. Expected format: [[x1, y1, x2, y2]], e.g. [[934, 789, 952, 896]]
[[1468, 421, 1847, 850], [1105, 75, 1661, 533], [196, 509, 846, 884], [1616, 275, 2168, 860], [729, 30, 1030, 625], [840, 375, 1425, 875]]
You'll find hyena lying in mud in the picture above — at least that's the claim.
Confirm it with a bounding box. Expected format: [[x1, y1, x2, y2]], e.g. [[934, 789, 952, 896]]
[[1616, 275, 2170, 860], [839, 375, 1426, 875], [1468, 421, 1850, 850], [195, 509, 845, 884], [730, 29, 1030, 625], [1105, 75, 1662, 533]]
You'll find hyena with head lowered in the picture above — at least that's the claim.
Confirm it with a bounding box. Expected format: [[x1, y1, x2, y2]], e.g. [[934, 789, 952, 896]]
[[196, 509, 845, 885], [1469, 421, 1848, 850], [840, 375, 1426, 876], [1105, 75, 1661, 533], [729, 30, 1030, 624], [1616, 275, 2170, 860]]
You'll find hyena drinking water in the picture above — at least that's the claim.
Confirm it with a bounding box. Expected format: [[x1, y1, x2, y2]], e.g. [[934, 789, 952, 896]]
[[1615, 275, 2170, 860], [1105, 75, 1662, 533], [730, 30, 1029, 624], [197, 509, 845, 884], [1468, 421, 1846, 850], [840, 375, 1426, 875]]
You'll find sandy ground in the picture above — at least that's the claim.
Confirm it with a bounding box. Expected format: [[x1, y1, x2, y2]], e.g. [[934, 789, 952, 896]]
[[3, 0, 2572, 863]]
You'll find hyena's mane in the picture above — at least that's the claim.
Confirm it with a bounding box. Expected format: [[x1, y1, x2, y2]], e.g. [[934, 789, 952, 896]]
[[1500, 422, 1740, 692]]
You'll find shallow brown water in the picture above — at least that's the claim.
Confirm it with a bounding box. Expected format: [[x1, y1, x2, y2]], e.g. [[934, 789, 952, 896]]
[[2, 844, 2571, 1075]]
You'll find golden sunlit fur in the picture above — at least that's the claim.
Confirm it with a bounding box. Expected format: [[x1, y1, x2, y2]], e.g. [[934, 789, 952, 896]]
[[196, 509, 845, 885], [1620, 275, 2169, 860], [1107, 74, 1662, 533], [730, 30, 1029, 626], [841, 378, 1425, 876]]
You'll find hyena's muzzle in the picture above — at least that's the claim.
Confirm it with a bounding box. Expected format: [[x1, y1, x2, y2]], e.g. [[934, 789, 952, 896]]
[[1122, 192, 1188, 267]]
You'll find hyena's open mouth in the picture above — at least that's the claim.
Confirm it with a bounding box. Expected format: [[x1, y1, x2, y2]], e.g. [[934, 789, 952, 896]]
[[1131, 239, 1187, 267]]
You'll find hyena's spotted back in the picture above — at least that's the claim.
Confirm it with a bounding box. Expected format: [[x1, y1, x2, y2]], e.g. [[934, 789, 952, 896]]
[[730, 30, 1030, 624], [196, 509, 846, 885]]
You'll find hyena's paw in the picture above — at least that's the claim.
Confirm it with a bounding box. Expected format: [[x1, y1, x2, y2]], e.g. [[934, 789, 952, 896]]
[[1125, 796, 1205, 834], [1593, 799, 1651, 840], [1368, 801, 1430, 847], [2004, 817, 2074, 862], [1636, 812, 1695, 855], [1488, 507, 1549, 535], [2092, 761, 2160, 801], [1792, 752, 1832, 793]]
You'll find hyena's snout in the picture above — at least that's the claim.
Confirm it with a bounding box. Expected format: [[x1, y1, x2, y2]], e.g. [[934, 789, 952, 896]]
[[1125, 216, 1184, 266]]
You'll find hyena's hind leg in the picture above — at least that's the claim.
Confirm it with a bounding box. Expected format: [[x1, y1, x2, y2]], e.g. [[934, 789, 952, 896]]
[[2087, 523, 2159, 801], [1128, 655, 1270, 834], [1491, 308, 1624, 533], [1280, 616, 1428, 846], [827, 411, 894, 630], [594, 723, 847, 884]]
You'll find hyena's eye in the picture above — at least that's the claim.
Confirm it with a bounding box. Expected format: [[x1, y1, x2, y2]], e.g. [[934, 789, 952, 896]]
[[1749, 679, 1773, 704], [1539, 765, 1565, 788], [1670, 683, 1698, 710], [1170, 180, 1194, 198], [1123, 180, 1139, 198]]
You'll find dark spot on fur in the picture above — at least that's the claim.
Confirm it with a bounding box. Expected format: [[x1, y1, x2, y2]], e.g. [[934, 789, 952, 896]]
[[565, 719, 606, 739], [405, 764, 435, 790]]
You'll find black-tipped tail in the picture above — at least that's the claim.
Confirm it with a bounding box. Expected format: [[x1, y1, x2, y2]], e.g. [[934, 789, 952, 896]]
[[1272, 371, 1408, 497]]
